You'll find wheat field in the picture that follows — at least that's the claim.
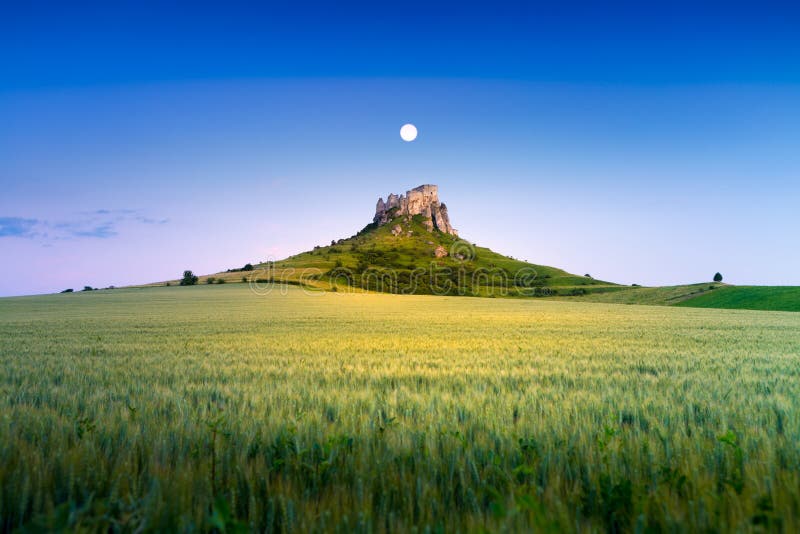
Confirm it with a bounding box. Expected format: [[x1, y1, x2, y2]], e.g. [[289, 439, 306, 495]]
[[1, 284, 798, 532]]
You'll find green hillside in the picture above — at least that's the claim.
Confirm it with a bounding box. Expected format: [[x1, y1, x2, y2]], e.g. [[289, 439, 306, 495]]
[[676, 285, 800, 312], [152, 213, 797, 310], [559, 283, 724, 306], [193, 214, 619, 297], [558, 283, 800, 312]]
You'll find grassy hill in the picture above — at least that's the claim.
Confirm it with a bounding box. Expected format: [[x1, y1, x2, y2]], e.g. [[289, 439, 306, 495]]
[[557, 283, 800, 312], [558, 283, 725, 306], [185, 214, 620, 297], [676, 285, 800, 312], [149, 215, 798, 311]]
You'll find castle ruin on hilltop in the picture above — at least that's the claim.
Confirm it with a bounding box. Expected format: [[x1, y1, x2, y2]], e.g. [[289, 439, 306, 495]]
[[373, 184, 457, 236]]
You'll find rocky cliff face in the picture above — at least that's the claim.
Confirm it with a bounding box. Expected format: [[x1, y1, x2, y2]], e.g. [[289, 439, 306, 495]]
[[373, 185, 457, 236]]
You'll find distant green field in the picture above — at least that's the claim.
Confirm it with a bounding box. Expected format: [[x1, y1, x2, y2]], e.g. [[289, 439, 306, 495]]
[[676, 285, 800, 312], [1, 284, 799, 532], [559, 283, 800, 312], [558, 283, 721, 306]]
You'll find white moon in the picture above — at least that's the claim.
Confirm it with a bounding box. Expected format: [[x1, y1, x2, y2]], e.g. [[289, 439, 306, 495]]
[[400, 123, 418, 142]]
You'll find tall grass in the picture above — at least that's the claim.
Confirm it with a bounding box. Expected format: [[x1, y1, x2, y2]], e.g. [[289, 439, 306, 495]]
[[1, 285, 798, 531]]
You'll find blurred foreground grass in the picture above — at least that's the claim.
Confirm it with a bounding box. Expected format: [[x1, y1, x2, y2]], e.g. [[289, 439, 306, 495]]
[[1, 284, 798, 532]]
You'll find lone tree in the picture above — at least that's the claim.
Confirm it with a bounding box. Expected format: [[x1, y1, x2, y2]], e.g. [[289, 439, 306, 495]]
[[713, 272, 723, 282], [180, 270, 199, 286]]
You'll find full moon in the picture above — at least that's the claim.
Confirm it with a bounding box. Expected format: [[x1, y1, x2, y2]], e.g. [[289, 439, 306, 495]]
[[400, 123, 418, 142]]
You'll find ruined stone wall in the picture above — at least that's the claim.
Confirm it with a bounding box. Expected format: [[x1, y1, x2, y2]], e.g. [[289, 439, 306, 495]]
[[373, 185, 457, 236]]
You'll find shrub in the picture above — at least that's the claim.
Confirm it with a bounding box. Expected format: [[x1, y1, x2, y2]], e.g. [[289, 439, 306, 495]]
[[217, 278, 226, 284], [60, 288, 73, 293], [82, 286, 94, 292], [180, 270, 199, 286], [241, 276, 247, 283], [206, 277, 216, 284], [226, 263, 253, 273], [713, 272, 723, 282]]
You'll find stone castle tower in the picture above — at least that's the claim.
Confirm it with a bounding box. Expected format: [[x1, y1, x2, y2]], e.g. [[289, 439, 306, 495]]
[[373, 184, 457, 236]]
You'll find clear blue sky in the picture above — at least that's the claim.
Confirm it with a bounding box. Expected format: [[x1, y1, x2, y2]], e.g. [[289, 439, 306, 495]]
[[1, 1, 799, 296]]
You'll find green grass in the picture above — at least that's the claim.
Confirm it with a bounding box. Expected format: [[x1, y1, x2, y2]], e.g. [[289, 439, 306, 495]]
[[1, 284, 799, 531], [560, 283, 800, 312], [559, 283, 725, 306], [676, 285, 800, 312]]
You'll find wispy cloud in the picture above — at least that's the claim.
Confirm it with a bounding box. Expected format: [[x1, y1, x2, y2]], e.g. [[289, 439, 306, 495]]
[[0, 217, 39, 238], [135, 216, 169, 225], [83, 208, 138, 217], [68, 223, 118, 239], [0, 210, 168, 243]]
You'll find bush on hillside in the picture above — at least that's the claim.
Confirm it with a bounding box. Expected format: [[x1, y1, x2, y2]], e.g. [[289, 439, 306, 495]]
[[713, 272, 723, 282]]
